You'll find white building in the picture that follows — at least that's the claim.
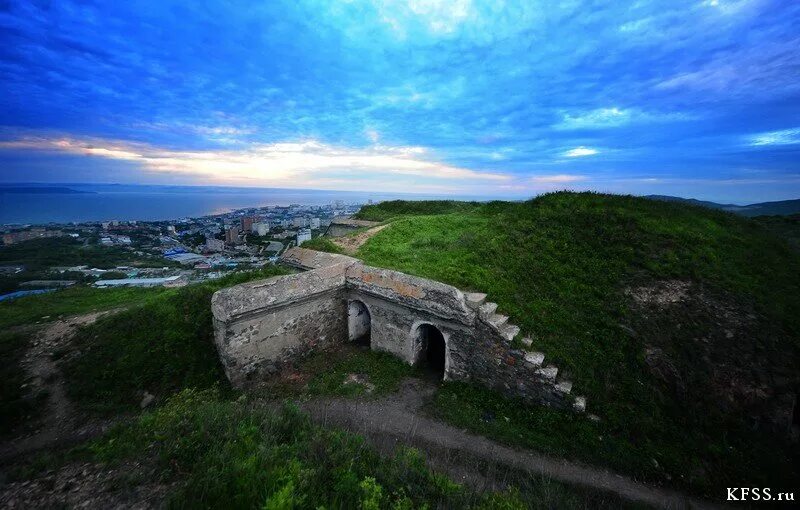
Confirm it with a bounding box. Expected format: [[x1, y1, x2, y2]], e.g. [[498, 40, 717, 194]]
[[309, 217, 321, 229], [253, 222, 270, 236], [296, 228, 311, 246], [292, 217, 307, 228]]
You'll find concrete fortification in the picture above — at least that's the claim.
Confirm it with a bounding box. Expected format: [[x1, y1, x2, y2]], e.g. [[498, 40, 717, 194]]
[[211, 247, 587, 413]]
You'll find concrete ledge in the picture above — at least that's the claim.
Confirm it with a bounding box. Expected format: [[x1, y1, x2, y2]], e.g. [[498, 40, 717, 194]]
[[280, 247, 359, 271]]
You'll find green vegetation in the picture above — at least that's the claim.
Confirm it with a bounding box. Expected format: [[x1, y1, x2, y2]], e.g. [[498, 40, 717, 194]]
[[355, 199, 480, 222], [0, 285, 166, 329], [263, 345, 415, 399], [755, 213, 800, 252], [0, 331, 40, 434], [335, 192, 800, 494], [61, 266, 292, 415], [0, 237, 167, 271], [86, 388, 631, 509], [300, 235, 346, 254]]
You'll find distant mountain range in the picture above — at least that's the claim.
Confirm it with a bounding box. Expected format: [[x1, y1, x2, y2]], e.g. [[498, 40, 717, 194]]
[[645, 195, 800, 217]]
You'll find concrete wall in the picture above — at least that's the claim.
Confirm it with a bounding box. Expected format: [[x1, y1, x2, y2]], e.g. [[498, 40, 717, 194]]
[[212, 248, 588, 414], [211, 262, 349, 387]]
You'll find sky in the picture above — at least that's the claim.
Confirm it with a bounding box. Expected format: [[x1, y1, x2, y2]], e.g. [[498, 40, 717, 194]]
[[1, 0, 799, 203]]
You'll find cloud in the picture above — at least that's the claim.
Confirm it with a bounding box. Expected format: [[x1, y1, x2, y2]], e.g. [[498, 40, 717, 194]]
[[530, 174, 586, 183], [562, 147, 598, 158], [0, 134, 511, 190], [555, 108, 694, 130], [748, 127, 800, 146]]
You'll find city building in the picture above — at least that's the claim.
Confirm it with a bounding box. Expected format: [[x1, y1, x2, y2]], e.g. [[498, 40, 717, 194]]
[[296, 228, 311, 246], [225, 226, 240, 244], [205, 237, 225, 252], [253, 222, 270, 236], [309, 217, 320, 229], [280, 219, 290, 229], [240, 216, 256, 233], [292, 216, 307, 228]]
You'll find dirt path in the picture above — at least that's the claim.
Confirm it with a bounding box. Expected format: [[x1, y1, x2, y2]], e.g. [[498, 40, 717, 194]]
[[302, 378, 725, 510], [0, 310, 120, 463], [332, 224, 389, 254]]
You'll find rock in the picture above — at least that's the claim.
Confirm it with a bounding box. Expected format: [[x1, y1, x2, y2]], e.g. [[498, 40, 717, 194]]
[[520, 337, 533, 347], [140, 391, 155, 409], [573, 396, 587, 413], [535, 365, 558, 380], [523, 351, 544, 366], [555, 380, 573, 394]]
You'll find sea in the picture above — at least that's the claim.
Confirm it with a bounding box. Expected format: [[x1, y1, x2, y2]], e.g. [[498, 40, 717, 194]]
[[0, 184, 500, 225]]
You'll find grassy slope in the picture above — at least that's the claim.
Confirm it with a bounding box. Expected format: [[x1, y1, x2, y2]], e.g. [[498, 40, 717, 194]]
[[60, 267, 293, 415], [0, 286, 167, 329], [351, 194, 799, 493], [6, 265, 632, 508], [82, 389, 633, 509]]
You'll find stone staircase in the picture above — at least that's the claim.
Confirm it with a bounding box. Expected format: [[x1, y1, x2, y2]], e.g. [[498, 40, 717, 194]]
[[465, 292, 588, 414]]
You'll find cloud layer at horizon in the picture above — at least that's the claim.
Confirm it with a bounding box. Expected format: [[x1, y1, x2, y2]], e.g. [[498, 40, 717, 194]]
[[1, 0, 799, 202]]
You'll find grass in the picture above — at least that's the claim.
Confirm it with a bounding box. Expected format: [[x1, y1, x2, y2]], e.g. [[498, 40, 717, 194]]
[[0, 331, 41, 434], [60, 266, 292, 415], [0, 285, 167, 329], [355, 199, 481, 222], [84, 388, 635, 509], [300, 235, 346, 254], [262, 345, 416, 399], [330, 192, 800, 495], [0, 236, 169, 271]]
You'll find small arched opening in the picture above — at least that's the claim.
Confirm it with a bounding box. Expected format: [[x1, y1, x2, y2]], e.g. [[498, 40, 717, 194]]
[[416, 323, 446, 379], [348, 300, 371, 347]]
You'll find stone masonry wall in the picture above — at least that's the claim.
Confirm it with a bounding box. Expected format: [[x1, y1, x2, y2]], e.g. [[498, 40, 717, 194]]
[[212, 247, 588, 414]]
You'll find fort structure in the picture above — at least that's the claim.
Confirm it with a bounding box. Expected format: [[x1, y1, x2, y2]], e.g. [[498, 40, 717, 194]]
[[323, 216, 381, 237], [211, 247, 587, 413]]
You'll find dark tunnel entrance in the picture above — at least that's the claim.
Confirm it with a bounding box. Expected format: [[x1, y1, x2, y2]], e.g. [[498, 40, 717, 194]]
[[348, 300, 371, 347], [417, 324, 446, 380]]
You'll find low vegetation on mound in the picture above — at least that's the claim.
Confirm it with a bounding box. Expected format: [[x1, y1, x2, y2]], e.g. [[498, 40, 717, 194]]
[[0, 286, 166, 330], [0, 331, 41, 434], [346, 192, 800, 494], [59, 266, 292, 415], [82, 388, 631, 509]]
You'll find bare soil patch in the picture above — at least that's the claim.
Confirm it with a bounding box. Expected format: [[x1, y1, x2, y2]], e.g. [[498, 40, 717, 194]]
[[332, 224, 389, 254]]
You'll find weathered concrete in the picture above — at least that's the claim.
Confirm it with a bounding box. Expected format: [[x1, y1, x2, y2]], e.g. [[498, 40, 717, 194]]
[[211, 247, 587, 412], [324, 216, 381, 238]]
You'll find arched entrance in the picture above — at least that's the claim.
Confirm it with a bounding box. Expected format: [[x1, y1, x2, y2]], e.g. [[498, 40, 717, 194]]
[[416, 323, 446, 379], [348, 300, 371, 347]]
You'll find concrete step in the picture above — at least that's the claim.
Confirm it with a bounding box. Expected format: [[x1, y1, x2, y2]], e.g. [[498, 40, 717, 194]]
[[479, 302, 498, 316], [465, 292, 487, 309], [487, 313, 509, 328], [499, 323, 520, 342], [555, 380, 573, 394], [523, 351, 545, 366], [535, 365, 558, 380]]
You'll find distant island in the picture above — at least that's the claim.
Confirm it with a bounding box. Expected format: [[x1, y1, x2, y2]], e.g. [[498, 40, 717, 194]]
[[0, 186, 95, 195], [646, 195, 800, 217]]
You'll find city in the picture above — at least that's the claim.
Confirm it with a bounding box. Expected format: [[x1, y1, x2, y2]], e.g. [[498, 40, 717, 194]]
[[0, 200, 369, 300]]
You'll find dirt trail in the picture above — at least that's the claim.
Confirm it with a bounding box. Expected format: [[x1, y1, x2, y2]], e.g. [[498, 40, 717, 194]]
[[303, 378, 725, 510], [332, 224, 389, 254], [0, 310, 120, 463]]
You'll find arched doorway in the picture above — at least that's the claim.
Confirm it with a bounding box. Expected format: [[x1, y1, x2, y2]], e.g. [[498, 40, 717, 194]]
[[348, 300, 371, 347], [416, 323, 446, 379]]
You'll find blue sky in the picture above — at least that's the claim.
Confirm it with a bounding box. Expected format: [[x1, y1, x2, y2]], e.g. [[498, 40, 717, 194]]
[[1, 0, 798, 203]]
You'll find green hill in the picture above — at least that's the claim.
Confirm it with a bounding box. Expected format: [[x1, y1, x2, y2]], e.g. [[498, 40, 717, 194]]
[[343, 192, 799, 494]]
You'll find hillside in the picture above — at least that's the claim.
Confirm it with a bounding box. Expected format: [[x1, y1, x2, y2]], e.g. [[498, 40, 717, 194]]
[[345, 192, 799, 493], [646, 194, 800, 217]]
